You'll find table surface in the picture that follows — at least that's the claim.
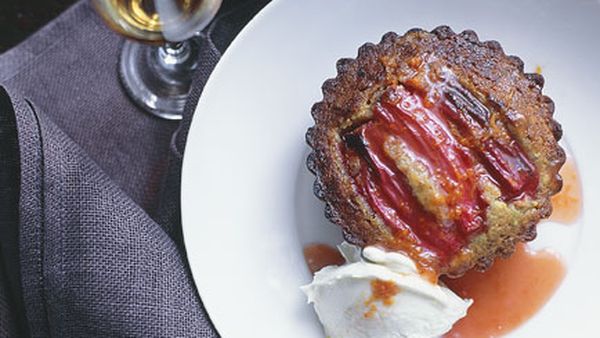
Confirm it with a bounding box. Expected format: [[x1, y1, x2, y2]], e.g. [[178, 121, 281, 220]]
[[0, 0, 77, 53]]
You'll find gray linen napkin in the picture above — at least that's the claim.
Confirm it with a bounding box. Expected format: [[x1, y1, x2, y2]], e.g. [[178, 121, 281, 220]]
[[0, 0, 269, 336]]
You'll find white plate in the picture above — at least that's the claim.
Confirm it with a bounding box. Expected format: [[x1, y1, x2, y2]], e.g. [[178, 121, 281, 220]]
[[181, 0, 600, 336]]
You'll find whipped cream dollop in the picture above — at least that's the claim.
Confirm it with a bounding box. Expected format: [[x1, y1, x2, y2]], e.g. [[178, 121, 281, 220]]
[[301, 243, 472, 338]]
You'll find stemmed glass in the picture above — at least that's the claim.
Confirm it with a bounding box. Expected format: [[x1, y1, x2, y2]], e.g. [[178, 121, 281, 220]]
[[93, 0, 222, 120]]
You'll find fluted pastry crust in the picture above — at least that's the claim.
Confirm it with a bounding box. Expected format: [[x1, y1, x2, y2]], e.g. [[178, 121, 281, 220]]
[[307, 26, 565, 277]]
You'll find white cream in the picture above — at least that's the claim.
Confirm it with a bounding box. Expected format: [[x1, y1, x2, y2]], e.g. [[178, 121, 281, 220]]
[[301, 243, 471, 338]]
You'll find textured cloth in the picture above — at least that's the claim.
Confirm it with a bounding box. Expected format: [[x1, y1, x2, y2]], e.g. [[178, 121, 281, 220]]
[[0, 0, 270, 336]]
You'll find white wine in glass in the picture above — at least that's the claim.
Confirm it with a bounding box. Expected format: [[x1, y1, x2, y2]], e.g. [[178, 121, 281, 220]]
[[93, 0, 222, 120]]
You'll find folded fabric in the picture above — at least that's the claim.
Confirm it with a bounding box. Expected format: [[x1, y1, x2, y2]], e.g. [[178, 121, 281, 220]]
[[0, 0, 270, 336]]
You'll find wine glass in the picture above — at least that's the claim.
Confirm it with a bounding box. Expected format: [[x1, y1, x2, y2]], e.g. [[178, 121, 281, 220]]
[[93, 0, 222, 120]]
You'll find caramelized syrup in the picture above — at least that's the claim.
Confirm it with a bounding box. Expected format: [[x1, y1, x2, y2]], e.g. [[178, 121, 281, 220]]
[[550, 158, 582, 224], [303, 243, 345, 274], [442, 244, 566, 338], [369, 279, 400, 306], [364, 279, 400, 318]]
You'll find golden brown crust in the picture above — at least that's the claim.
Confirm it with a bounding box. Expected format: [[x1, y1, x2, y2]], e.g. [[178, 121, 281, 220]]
[[307, 26, 565, 277]]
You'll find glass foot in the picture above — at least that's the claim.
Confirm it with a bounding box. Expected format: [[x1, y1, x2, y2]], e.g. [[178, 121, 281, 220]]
[[119, 39, 199, 120]]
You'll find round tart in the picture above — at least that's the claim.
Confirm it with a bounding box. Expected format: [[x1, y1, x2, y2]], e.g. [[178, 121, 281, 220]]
[[307, 26, 565, 277]]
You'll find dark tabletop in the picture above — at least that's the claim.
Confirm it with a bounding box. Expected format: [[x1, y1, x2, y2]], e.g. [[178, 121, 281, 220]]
[[0, 0, 77, 53]]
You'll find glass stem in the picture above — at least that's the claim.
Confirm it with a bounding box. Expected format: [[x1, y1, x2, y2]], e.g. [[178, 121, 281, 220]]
[[160, 41, 191, 67]]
